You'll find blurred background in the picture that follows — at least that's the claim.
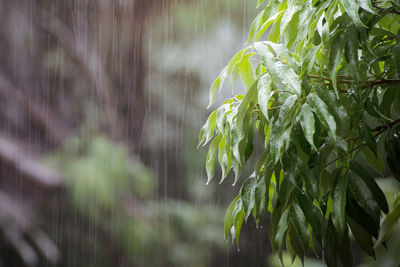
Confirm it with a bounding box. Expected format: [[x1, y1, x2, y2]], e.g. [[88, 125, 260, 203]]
[[0, 1, 398, 267]]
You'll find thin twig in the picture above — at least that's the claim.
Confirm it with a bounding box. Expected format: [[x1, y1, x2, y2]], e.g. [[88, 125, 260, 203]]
[[323, 118, 400, 167]]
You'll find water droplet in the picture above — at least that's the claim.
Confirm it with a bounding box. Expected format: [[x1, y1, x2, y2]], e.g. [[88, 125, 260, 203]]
[[256, 225, 259, 229], [237, 248, 240, 252], [205, 181, 209, 185]]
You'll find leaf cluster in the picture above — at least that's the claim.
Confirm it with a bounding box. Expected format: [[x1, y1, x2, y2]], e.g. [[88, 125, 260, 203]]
[[199, 0, 400, 266]]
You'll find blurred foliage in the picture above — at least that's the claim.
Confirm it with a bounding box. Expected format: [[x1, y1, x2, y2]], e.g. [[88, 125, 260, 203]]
[[47, 135, 223, 267]]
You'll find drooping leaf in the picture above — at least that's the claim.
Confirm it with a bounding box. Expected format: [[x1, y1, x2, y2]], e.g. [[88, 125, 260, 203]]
[[270, 95, 298, 163], [206, 134, 222, 184], [299, 104, 316, 150], [324, 219, 338, 267], [300, 44, 320, 78], [361, 147, 385, 176], [345, 25, 360, 81], [328, 30, 345, 96], [350, 161, 389, 214], [296, 193, 324, 245], [338, 227, 354, 267], [240, 176, 257, 220], [232, 198, 245, 248], [332, 172, 348, 237], [307, 93, 337, 143], [198, 110, 217, 148], [257, 74, 273, 121], [339, 0, 366, 27], [239, 55, 256, 90], [224, 195, 240, 242], [359, 0, 378, 14], [348, 170, 381, 221], [348, 217, 376, 259], [374, 205, 400, 248]]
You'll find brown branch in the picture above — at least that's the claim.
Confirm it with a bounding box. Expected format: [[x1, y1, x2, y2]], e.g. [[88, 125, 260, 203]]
[[323, 118, 400, 167], [0, 134, 62, 189], [308, 75, 354, 84], [0, 73, 68, 144], [362, 79, 400, 89], [34, 7, 126, 141], [372, 118, 400, 132]]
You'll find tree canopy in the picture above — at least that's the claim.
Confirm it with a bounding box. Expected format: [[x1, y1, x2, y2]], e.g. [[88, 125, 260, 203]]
[[199, 0, 400, 265]]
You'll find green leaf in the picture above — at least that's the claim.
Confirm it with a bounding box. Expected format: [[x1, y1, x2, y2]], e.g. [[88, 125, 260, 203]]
[[253, 174, 267, 221], [247, 11, 264, 44], [275, 208, 289, 251], [268, 10, 284, 43], [239, 55, 256, 90], [359, 0, 378, 14], [289, 203, 310, 248], [254, 42, 277, 82], [224, 195, 239, 242], [345, 25, 360, 82], [217, 133, 228, 181], [374, 205, 400, 248], [314, 85, 348, 134], [206, 134, 222, 184], [254, 10, 285, 41], [332, 172, 348, 237], [348, 217, 375, 259], [348, 171, 380, 221], [339, 0, 366, 27], [358, 121, 377, 156], [257, 74, 272, 121], [338, 227, 354, 267], [361, 147, 385, 176], [236, 80, 258, 142], [296, 193, 324, 244], [208, 66, 228, 107], [275, 62, 301, 96], [324, 219, 338, 267], [286, 233, 297, 264], [198, 110, 217, 148], [270, 94, 298, 163], [328, 30, 345, 96], [240, 176, 257, 220], [298, 162, 319, 198], [350, 161, 389, 214], [299, 104, 316, 150], [300, 44, 320, 78], [307, 93, 337, 143], [288, 225, 305, 265], [232, 198, 245, 248], [346, 198, 379, 239]]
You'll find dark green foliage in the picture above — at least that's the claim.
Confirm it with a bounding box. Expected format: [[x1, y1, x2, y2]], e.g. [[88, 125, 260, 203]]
[[200, 0, 400, 265]]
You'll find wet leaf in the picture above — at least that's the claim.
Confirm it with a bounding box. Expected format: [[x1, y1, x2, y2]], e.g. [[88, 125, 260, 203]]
[[206, 134, 222, 184], [375, 205, 400, 248], [307, 93, 337, 143], [299, 104, 316, 150], [328, 30, 345, 96], [224, 195, 239, 242], [332, 172, 348, 237], [350, 161, 388, 214]]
